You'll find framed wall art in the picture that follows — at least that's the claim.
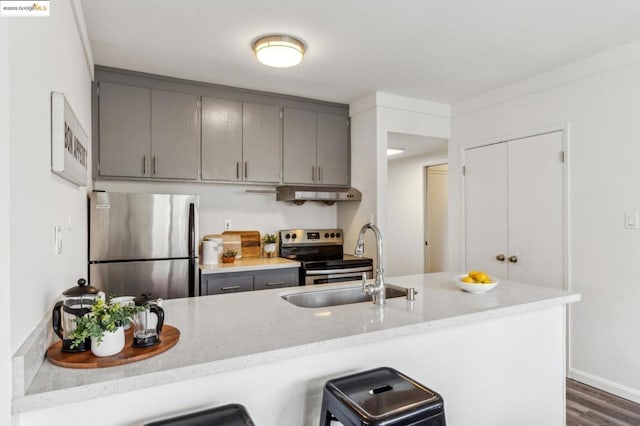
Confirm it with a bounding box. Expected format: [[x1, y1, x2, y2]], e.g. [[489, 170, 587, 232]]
[[51, 91, 88, 186]]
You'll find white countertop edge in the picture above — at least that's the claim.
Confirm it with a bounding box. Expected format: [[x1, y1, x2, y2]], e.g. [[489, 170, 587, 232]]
[[12, 290, 579, 414], [199, 261, 300, 274]]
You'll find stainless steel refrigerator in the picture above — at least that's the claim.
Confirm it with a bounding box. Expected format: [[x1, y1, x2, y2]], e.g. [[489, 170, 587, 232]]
[[89, 191, 198, 299]]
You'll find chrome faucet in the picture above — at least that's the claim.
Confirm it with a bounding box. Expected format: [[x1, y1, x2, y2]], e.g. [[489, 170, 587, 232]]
[[354, 223, 385, 305]]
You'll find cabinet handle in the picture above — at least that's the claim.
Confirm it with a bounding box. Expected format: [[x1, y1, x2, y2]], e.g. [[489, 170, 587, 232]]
[[496, 254, 505, 262], [508, 255, 518, 263], [266, 282, 285, 287], [143, 156, 147, 174], [221, 286, 241, 291], [319, 166, 323, 182], [236, 162, 240, 179], [312, 166, 315, 181], [244, 161, 248, 179], [153, 156, 158, 175]]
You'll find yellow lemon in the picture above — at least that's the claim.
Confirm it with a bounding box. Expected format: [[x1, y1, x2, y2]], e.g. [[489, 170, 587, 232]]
[[481, 278, 493, 284], [475, 272, 489, 282], [462, 276, 475, 283]]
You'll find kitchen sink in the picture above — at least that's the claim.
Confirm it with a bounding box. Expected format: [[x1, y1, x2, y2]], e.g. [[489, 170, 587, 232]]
[[281, 283, 413, 308]]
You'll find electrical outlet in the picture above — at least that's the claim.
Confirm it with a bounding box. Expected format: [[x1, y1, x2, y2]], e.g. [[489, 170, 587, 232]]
[[224, 219, 231, 230]]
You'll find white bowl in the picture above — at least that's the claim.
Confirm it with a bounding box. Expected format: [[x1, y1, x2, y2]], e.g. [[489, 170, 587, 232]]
[[455, 274, 498, 294]]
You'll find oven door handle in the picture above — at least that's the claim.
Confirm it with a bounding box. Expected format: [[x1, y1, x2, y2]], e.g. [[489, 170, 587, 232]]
[[306, 266, 373, 275]]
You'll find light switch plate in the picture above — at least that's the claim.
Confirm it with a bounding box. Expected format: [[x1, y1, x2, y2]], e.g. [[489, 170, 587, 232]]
[[54, 225, 63, 254], [624, 212, 638, 230]]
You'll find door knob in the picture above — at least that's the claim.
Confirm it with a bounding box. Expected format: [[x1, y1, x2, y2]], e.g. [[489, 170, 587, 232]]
[[496, 254, 505, 262], [508, 255, 518, 263]]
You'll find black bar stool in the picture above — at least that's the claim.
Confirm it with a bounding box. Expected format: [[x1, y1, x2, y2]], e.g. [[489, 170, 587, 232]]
[[144, 403, 255, 426], [319, 367, 446, 426]]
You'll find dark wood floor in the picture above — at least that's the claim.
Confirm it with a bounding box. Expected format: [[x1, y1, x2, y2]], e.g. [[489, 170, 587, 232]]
[[567, 379, 640, 425]]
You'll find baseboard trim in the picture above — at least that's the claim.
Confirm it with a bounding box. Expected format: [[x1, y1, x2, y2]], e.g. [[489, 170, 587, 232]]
[[569, 368, 640, 404]]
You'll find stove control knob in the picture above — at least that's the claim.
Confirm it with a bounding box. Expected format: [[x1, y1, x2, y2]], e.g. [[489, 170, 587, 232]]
[[330, 233, 335, 238], [292, 233, 297, 239], [336, 232, 341, 238], [324, 233, 330, 238], [285, 233, 291, 239]]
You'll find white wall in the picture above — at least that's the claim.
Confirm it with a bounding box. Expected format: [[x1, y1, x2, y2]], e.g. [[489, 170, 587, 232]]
[[94, 181, 337, 237], [339, 93, 450, 267], [386, 153, 447, 276], [8, 0, 94, 353], [449, 40, 640, 402], [0, 18, 12, 426]]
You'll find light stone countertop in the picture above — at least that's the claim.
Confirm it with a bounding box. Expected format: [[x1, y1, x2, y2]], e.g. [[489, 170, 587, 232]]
[[13, 272, 580, 414], [199, 257, 300, 274]]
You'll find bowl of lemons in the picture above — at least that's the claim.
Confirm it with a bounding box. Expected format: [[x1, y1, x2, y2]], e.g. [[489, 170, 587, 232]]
[[456, 271, 498, 294]]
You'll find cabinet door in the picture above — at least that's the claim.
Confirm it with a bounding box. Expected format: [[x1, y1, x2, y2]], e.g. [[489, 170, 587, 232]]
[[464, 143, 509, 280], [201, 97, 243, 181], [317, 113, 349, 186], [150, 90, 200, 179], [98, 82, 150, 178], [283, 108, 317, 184], [242, 102, 281, 183], [254, 269, 299, 291], [201, 273, 253, 295], [507, 132, 564, 289]]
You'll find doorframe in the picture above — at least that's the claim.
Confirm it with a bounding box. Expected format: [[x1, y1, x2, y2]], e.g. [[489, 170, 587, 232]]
[[423, 162, 448, 273], [458, 121, 572, 372]]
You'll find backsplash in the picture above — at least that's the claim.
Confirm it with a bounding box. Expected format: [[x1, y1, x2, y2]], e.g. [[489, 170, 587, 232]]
[[93, 180, 338, 237]]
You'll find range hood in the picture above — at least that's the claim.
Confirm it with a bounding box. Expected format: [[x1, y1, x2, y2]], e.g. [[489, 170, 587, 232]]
[[276, 186, 362, 205]]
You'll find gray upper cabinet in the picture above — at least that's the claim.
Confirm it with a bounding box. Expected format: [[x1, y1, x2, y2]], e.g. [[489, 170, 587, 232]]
[[242, 102, 282, 183], [201, 97, 243, 181], [283, 108, 317, 184], [95, 67, 349, 185], [98, 82, 151, 178], [151, 90, 200, 180], [317, 112, 349, 186], [98, 82, 200, 180], [283, 109, 349, 186]]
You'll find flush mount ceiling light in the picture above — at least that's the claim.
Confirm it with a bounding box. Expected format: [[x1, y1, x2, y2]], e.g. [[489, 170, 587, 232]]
[[387, 148, 405, 157], [253, 35, 305, 68]]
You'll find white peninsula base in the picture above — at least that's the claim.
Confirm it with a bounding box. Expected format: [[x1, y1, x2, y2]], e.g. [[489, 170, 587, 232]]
[[19, 303, 567, 426]]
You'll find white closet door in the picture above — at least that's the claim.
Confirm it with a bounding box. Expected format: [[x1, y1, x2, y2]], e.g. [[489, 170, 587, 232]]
[[507, 131, 564, 289], [464, 143, 509, 280]]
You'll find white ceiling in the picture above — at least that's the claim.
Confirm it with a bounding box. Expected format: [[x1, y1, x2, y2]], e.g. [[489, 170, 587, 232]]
[[80, 0, 640, 104]]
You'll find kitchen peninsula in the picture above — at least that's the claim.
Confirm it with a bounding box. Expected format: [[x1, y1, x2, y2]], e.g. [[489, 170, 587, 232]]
[[13, 273, 579, 425]]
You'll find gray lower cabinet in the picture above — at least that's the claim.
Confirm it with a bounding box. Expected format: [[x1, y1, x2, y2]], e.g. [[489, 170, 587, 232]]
[[97, 82, 200, 180], [200, 268, 298, 296], [283, 108, 349, 186]]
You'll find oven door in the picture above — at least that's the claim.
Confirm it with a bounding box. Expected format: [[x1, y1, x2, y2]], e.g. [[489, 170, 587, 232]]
[[304, 266, 373, 285]]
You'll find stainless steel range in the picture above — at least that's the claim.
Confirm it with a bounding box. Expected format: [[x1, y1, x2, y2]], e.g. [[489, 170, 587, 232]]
[[279, 229, 373, 285]]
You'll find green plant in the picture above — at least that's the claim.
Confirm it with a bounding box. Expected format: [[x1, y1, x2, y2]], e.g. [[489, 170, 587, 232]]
[[262, 233, 278, 244], [222, 249, 237, 258], [70, 298, 145, 348]]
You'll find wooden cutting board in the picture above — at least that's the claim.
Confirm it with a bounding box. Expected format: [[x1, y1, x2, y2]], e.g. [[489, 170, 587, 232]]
[[203, 234, 242, 258], [223, 230, 261, 258]]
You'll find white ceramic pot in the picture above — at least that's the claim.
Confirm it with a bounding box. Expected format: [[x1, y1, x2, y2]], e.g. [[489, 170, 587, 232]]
[[91, 326, 125, 357], [265, 243, 276, 253]]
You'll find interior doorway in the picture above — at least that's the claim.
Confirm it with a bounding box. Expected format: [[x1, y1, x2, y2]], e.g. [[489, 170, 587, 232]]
[[424, 164, 448, 272]]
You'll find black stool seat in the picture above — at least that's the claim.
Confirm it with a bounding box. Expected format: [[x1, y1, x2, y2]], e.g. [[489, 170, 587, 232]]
[[320, 367, 445, 426], [144, 403, 255, 426]]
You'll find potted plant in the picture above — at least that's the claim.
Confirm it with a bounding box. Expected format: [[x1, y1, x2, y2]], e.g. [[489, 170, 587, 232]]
[[70, 298, 144, 357], [262, 233, 278, 257], [221, 249, 237, 263]]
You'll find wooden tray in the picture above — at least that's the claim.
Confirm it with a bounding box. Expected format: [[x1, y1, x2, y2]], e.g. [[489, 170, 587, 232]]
[[223, 230, 261, 258], [46, 325, 180, 369]]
